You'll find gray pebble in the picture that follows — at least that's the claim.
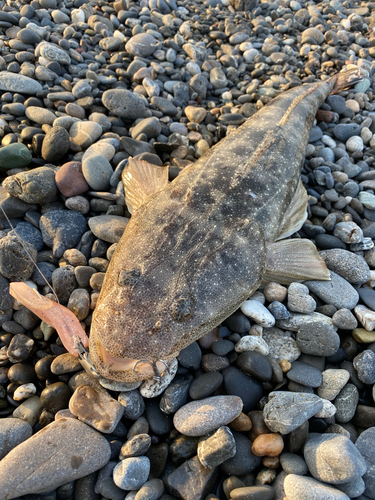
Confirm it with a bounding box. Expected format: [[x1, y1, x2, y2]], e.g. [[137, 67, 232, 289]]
[[102, 89, 146, 119], [320, 249, 370, 285], [288, 283, 316, 314], [334, 384, 359, 424], [284, 474, 352, 500], [286, 361, 322, 388], [304, 271, 359, 310], [0, 418, 32, 460], [3, 166, 57, 205], [0, 234, 36, 281], [113, 457, 150, 490], [280, 452, 308, 475], [296, 322, 340, 357], [197, 426, 236, 469], [82, 155, 113, 191], [353, 350, 375, 384]]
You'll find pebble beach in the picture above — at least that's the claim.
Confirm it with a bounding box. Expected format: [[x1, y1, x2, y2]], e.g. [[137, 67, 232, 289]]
[[1, 0, 375, 499]]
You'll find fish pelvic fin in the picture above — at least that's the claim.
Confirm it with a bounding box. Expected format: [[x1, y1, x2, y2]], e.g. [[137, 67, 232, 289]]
[[330, 67, 363, 95], [122, 158, 169, 214], [264, 239, 330, 285], [276, 179, 308, 241]]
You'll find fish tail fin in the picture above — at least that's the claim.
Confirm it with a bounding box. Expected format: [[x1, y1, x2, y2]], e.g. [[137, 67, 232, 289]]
[[330, 68, 363, 94]]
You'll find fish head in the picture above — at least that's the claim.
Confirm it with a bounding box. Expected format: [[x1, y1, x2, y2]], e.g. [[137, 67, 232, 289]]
[[89, 204, 266, 383]]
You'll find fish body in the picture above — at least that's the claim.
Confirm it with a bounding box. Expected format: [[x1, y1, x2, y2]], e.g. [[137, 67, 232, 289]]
[[86, 71, 359, 382]]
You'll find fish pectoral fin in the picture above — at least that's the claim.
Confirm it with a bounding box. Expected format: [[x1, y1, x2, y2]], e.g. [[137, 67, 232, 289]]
[[275, 179, 307, 241], [122, 158, 169, 214], [264, 239, 330, 285]]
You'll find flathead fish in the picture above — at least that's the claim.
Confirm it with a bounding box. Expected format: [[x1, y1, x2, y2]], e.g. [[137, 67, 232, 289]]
[[10, 69, 362, 383]]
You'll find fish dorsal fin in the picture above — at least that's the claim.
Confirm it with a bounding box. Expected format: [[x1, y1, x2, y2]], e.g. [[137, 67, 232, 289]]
[[264, 239, 330, 285], [122, 158, 169, 214], [276, 179, 307, 241]]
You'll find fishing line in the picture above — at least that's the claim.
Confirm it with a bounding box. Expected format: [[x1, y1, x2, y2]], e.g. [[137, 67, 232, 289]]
[[0, 205, 98, 374]]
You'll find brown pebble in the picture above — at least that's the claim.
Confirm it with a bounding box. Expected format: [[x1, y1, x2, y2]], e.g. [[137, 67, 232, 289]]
[[315, 109, 335, 123], [90, 272, 105, 291], [280, 359, 291, 373], [229, 412, 252, 432], [55, 161, 89, 197], [262, 456, 280, 468], [248, 411, 271, 442], [69, 384, 124, 434], [252, 433, 284, 457], [255, 467, 277, 485]]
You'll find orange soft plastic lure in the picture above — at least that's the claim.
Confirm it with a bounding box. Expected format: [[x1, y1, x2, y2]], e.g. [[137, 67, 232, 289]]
[[9, 282, 89, 356]]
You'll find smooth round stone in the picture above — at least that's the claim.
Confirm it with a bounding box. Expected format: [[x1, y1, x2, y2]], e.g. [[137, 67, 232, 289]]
[[346, 136, 364, 153], [334, 384, 359, 424], [0, 143, 32, 170], [230, 486, 275, 500], [263, 392, 323, 434], [333, 123, 361, 142], [189, 372, 223, 400], [317, 369, 350, 401], [326, 95, 346, 114], [304, 271, 359, 310], [240, 300, 275, 327], [287, 282, 316, 314], [219, 430, 262, 476], [125, 33, 157, 57], [118, 390, 145, 421], [82, 142, 116, 162], [177, 342, 202, 370], [40, 382, 71, 413], [7, 334, 34, 363], [8, 363, 36, 385], [0, 418, 32, 460], [3, 166, 56, 204], [332, 308, 357, 330], [0, 235, 36, 281], [82, 155, 113, 191], [99, 36, 121, 51], [69, 385, 124, 434], [252, 433, 284, 457], [0, 417, 110, 499], [320, 249, 370, 286], [222, 366, 263, 413], [353, 350, 375, 384], [280, 452, 308, 475], [173, 396, 243, 437], [102, 89, 146, 119], [296, 322, 340, 357], [223, 310, 250, 333], [69, 121, 102, 149], [287, 361, 322, 388], [40, 210, 87, 258], [284, 474, 352, 500], [315, 234, 347, 250], [150, 96, 178, 116], [304, 434, 366, 484], [41, 126, 70, 162], [40, 42, 70, 65], [131, 117, 161, 140], [65, 196, 89, 214], [88, 215, 128, 243], [236, 352, 272, 382], [17, 28, 40, 44], [0, 72, 42, 94], [25, 106, 56, 125], [56, 161, 89, 197], [50, 353, 83, 375], [113, 457, 150, 490], [235, 336, 269, 356], [66, 103, 85, 120]]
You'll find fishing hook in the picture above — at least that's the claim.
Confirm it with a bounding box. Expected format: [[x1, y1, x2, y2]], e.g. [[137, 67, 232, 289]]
[[133, 359, 170, 381], [72, 335, 100, 378]]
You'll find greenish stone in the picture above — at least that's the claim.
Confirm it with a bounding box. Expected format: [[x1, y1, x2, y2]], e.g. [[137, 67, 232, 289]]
[[352, 328, 375, 343], [355, 78, 371, 94], [359, 191, 375, 210], [0, 143, 32, 170]]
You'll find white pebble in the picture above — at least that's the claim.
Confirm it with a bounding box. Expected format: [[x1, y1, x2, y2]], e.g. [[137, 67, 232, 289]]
[[71, 9, 85, 23], [314, 399, 336, 418], [240, 300, 275, 327], [140, 358, 178, 398], [13, 383, 37, 401], [354, 305, 375, 331], [243, 49, 259, 63], [346, 136, 364, 152], [235, 336, 269, 356], [321, 135, 336, 148]]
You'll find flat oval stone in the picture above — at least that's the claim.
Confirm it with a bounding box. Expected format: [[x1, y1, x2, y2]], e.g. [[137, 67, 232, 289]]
[[55, 161, 89, 197], [0, 72, 42, 94], [0, 418, 111, 498], [41, 126, 70, 162], [189, 372, 223, 400], [304, 434, 366, 484], [125, 33, 157, 57], [173, 396, 243, 437], [304, 271, 359, 310], [320, 249, 370, 285], [88, 215, 129, 243], [69, 121, 102, 149], [284, 474, 351, 500], [287, 361, 322, 388], [102, 89, 146, 120], [296, 322, 340, 357], [222, 366, 263, 413], [0, 143, 32, 170]]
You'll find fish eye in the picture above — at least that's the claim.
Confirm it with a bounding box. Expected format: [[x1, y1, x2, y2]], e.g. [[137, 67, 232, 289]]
[[118, 267, 141, 287], [170, 294, 195, 323]]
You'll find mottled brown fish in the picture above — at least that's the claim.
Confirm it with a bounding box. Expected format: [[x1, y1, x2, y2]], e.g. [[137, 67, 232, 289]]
[[10, 69, 362, 383], [87, 69, 363, 382]]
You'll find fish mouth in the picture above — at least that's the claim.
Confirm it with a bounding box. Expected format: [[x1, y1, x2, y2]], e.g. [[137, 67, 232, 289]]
[[89, 328, 176, 382]]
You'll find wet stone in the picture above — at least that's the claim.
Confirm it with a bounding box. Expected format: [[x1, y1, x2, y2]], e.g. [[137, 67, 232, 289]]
[[69, 385, 124, 434], [7, 334, 34, 363], [160, 375, 193, 414]]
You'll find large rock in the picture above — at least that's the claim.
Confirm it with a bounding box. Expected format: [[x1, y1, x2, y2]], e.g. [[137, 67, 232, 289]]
[[0, 418, 111, 500], [0, 72, 42, 94]]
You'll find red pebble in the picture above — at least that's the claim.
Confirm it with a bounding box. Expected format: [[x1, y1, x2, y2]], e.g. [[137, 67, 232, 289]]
[[55, 161, 89, 197]]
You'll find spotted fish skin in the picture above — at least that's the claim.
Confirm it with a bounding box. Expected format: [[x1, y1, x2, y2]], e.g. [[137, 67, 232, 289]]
[[89, 73, 353, 382]]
